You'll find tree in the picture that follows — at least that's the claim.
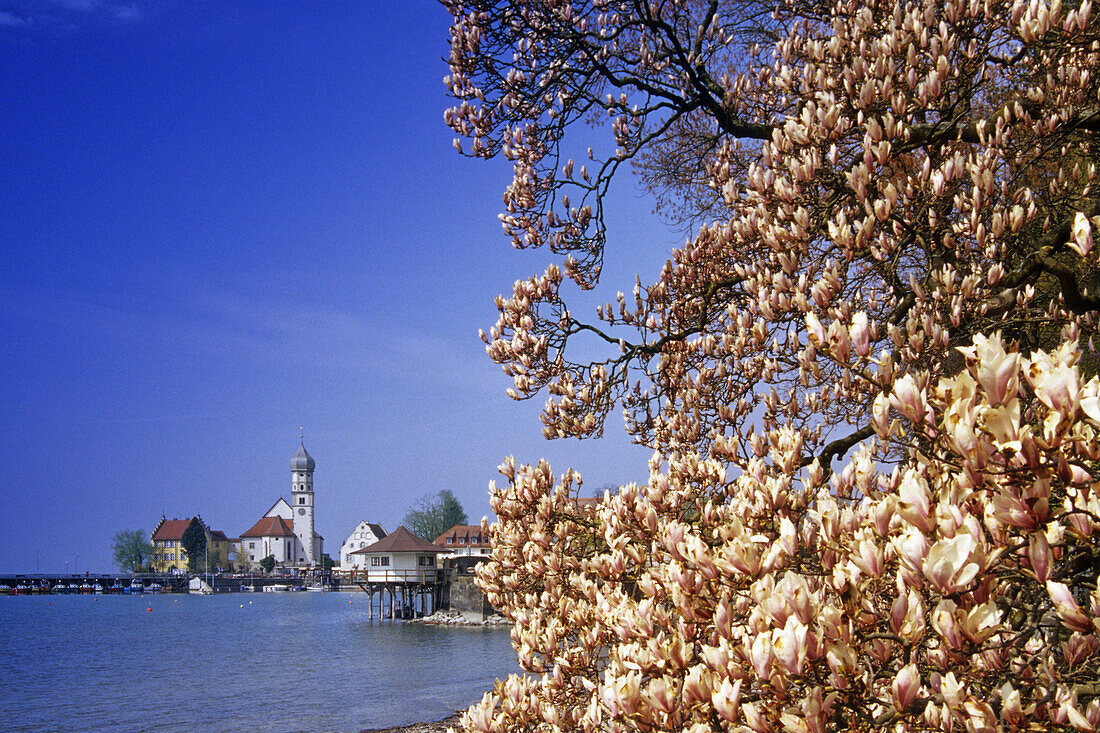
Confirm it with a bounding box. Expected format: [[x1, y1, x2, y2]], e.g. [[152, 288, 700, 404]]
[[111, 529, 152, 573], [320, 553, 335, 572], [180, 517, 207, 573], [258, 555, 276, 574], [402, 489, 470, 541], [229, 545, 247, 572], [443, 0, 1100, 731]]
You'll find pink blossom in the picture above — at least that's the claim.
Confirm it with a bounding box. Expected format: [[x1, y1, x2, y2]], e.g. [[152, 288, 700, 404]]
[[898, 471, 933, 532], [1047, 580, 1093, 633], [892, 663, 921, 710], [712, 677, 742, 723], [773, 617, 809, 675], [1029, 532, 1052, 582], [923, 534, 981, 595], [851, 311, 871, 356], [1070, 211, 1093, 257], [969, 334, 1019, 405], [891, 374, 928, 424]]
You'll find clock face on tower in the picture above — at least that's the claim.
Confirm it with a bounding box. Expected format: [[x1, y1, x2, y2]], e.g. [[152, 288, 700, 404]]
[[298, 508, 306, 515]]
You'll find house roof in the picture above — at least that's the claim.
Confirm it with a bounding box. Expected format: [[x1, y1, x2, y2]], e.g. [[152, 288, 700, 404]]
[[241, 516, 297, 538], [351, 526, 444, 555], [434, 524, 491, 547], [209, 530, 229, 542], [152, 519, 193, 541], [364, 522, 387, 538], [572, 497, 600, 516]]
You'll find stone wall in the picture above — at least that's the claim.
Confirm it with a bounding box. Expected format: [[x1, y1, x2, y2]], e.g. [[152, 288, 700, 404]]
[[448, 574, 494, 622]]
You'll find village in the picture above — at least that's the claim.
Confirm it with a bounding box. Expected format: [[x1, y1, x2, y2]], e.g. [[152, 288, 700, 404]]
[[145, 439, 493, 586]]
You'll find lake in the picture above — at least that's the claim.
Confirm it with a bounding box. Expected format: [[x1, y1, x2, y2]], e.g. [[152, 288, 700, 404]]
[[0, 592, 519, 732]]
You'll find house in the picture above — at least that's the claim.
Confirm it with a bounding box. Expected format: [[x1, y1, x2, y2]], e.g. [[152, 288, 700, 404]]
[[238, 440, 324, 570], [349, 526, 445, 582], [150, 517, 231, 573], [434, 525, 492, 557], [340, 521, 388, 571], [207, 530, 232, 570]]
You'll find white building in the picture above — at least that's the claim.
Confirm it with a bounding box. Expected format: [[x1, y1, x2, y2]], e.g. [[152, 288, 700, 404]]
[[350, 526, 445, 583], [340, 521, 388, 571], [239, 440, 324, 569]]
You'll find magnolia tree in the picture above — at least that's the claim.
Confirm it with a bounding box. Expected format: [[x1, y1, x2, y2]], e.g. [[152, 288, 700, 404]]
[[442, 0, 1100, 730]]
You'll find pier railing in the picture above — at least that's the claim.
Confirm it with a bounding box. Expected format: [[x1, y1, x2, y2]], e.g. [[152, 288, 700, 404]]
[[335, 569, 445, 585]]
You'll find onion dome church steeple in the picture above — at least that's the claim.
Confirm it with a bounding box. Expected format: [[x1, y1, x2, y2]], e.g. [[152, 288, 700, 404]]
[[290, 432, 316, 565], [290, 439, 315, 471]]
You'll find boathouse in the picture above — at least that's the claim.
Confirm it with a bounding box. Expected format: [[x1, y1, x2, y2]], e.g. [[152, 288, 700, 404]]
[[350, 525, 444, 583]]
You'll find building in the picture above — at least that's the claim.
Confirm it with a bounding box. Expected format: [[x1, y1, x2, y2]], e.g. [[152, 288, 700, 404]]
[[238, 440, 324, 569], [150, 516, 231, 573], [434, 525, 492, 557], [340, 521, 388, 571], [349, 526, 445, 583], [208, 530, 232, 570]]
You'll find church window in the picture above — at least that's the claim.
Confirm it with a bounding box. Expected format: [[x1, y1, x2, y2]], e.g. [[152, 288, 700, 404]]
[[299, 497, 305, 505]]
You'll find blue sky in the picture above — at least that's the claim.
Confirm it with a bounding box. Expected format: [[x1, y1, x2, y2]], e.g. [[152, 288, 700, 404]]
[[0, 0, 671, 573]]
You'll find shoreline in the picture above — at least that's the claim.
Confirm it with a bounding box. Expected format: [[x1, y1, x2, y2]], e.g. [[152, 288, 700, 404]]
[[359, 713, 463, 733]]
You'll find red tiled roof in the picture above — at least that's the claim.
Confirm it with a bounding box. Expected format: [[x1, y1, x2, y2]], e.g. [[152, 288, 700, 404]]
[[352, 526, 444, 555], [434, 524, 491, 547], [152, 519, 192, 541], [241, 516, 297, 538]]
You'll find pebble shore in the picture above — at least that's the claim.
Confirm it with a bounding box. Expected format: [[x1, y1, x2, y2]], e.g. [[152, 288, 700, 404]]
[[409, 609, 511, 626], [359, 714, 462, 733]]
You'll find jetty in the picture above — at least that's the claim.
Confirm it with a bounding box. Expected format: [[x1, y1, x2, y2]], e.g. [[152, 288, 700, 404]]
[[347, 569, 445, 619]]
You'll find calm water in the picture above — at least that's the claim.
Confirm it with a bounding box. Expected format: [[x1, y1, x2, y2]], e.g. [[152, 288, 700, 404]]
[[0, 592, 519, 732]]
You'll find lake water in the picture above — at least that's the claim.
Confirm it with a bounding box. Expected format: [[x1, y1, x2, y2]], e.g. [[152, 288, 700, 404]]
[[0, 592, 519, 732]]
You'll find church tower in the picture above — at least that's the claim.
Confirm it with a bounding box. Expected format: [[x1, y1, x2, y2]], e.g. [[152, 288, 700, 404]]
[[290, 438, 316, 566]]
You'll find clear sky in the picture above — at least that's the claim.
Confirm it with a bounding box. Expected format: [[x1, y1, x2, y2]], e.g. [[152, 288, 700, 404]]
[[0, 0, 672, 573]]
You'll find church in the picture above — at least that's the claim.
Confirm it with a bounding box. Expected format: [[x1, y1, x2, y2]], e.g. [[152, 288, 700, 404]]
[[239, 440, 324, 569]]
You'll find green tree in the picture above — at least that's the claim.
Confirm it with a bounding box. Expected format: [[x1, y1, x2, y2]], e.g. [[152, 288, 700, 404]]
[[111, 529, 153, 573], [402, 489, 469, 541], [258, 555, 276, 574], [180, 517, 207, 573], [320, 553, 334, 572]]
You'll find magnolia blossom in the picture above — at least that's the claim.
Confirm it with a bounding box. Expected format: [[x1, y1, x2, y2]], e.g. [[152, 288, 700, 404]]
[[923, 534, 982, 595], [445, 0, 1100, 730]]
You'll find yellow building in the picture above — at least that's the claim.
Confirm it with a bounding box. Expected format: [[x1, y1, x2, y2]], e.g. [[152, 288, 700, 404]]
[[150, 517, 230, 573]]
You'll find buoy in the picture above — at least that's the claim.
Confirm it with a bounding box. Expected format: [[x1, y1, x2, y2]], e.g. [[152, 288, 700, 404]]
[[146, 607, 152, 612], [240, 604, 244, 608]]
